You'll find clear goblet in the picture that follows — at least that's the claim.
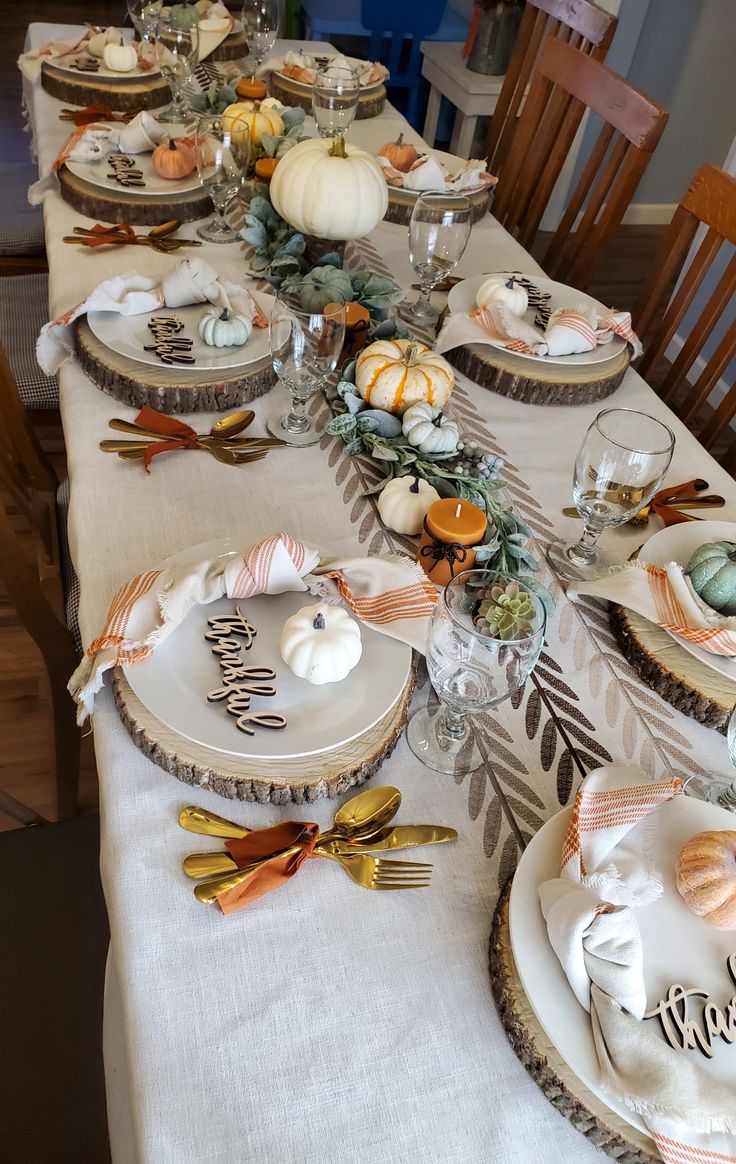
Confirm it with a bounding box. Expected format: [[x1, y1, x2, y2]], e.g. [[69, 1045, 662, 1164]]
[[126, 0, 162, 45], [241, 0, 279, 72], [155, 21, 198, 124], [312, 64, 360, 139], [267, 286, 346, 447], [399, 192, 472, 327], [684, 705, 736, 811], [546, 407, 675, 583], [407, 570, 547, 775], [194, 115, 247, 243]]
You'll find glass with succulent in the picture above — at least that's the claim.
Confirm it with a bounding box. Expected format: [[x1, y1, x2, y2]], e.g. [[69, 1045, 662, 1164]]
[[407, 569, 546, 774], [194, 115, 248, 243]]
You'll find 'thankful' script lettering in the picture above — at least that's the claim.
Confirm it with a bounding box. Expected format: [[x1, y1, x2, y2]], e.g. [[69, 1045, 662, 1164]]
[[643, 954, 736, 1058]]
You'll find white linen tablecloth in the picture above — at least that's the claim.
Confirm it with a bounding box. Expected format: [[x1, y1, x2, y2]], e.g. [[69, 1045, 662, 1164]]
[[24, 24, 736, 1164]]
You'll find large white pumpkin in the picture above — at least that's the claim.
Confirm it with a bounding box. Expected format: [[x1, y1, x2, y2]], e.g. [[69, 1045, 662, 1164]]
[[355, 339, 455, 415], [280, 602, 362, 686], [269, 136, 389, 240]]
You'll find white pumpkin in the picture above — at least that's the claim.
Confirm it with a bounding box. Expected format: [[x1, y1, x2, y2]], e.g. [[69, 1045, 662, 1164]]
[[355, 339, 454, 416], [88, 27, 120, 58], [103, 38, 139, 73], [280, 602, 362, 686], [221, 101, 285, 146], [270, 136, 389, 241], [198, 307, 252, 348], [476, 274, 528, 316], [402, 402, 459, 455], [377, 475, 440, 536]]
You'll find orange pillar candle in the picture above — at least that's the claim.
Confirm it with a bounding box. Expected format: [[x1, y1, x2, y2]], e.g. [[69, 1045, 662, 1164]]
[[255, 157, 280, 181], [417, 498, 488, 587], [237, 76, 268, 100]]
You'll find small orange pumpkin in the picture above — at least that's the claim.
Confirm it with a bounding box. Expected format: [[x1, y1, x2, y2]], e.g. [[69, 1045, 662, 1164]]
[[676, 830, 736, 929], [378, 132, 418, 173], [237, 75, 268, 100], [152, 138, 196, 180]]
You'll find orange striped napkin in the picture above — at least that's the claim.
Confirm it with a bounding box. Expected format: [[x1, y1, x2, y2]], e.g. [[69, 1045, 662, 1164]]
[[571, 560, 736, 657], [435, 300, 642, 360], [540, 767, 736, 1164], [68, 532, 436, 722]]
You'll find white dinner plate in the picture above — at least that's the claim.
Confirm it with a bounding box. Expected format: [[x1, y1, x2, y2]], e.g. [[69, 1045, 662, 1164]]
[[87, 295, 275, 372], [123, 538, 413, 760], [274, 56, 384, 94], [66, 137, 202, 199], [509, 783, 736, 1139], [639, 519, 736, 683], [52, 51, 160, 81], [447, 274, 625, 368]]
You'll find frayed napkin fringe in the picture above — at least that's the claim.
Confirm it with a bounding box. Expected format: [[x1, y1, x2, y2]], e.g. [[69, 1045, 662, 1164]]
[[619, 1093, 736, 1135]]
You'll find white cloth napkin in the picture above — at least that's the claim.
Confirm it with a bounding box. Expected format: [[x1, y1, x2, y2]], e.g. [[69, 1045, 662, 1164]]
[[18, 28, 94, 81], [260, 51, 387, 87], [436, 300, 642, 359], [377, 155, 495, 194], [571, 559, 736, 657], [37, 257, 267, 374], [69, 532, 437, 722], [539, 766, 736, 1164], [55, 111, 166, 167]]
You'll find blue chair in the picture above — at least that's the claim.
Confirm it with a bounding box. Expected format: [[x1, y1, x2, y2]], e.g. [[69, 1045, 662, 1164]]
[[302, 0, 467, 42]]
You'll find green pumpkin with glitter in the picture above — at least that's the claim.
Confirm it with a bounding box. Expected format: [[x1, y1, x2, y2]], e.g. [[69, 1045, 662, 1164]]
[[685, 541, 736, 615]]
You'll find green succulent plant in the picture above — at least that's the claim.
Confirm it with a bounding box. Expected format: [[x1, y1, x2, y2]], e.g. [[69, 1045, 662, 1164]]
[[474, 581, 535, 641]]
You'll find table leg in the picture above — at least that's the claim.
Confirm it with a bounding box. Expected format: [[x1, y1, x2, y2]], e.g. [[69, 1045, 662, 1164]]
[[450, 113, 479, 160], [422, 84, 442, 148]]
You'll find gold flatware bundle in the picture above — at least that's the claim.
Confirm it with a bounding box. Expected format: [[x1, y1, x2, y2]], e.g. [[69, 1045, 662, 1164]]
[[100, 410, 285, 467], [178, 788, 457, 909], [63, 221, 203, 253]]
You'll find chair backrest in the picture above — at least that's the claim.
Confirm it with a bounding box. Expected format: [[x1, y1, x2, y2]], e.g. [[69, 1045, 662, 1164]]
[[634, 164, 736, 462], [492, 36, 668, 290], [361, 0, 446, 126], [485, 0, 617, 177]]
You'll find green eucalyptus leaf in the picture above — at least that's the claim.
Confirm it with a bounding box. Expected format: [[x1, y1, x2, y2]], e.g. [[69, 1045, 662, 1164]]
[[343, 437, 365, 456]]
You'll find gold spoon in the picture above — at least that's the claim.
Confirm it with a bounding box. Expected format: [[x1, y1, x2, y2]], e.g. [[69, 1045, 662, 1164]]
[[210, 410, 255, 438]]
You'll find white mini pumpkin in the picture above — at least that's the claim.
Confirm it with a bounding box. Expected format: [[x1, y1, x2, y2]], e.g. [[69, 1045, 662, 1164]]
[[198, 307, 253, 348], [355, 339, 454, 416], [280, 602, 362, 686], [270, 136, 388, 241], [402, 402, 459, 455], [88, 27, 120, 58], [103, 38, 139, 73], [476, 274, 528, 316], [377, 475, 440, 536]]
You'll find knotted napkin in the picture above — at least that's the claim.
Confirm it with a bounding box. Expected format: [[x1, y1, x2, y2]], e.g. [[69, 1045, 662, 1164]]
[[540, 767, 736, 1163], [571, 559, 736, 657], [377, 155, 496, 194], [69, 532, 437, 721], [435, 299, 642, 360], [38, 257, 267, 374], [18, 28, 95, 82], [52, 111, 166, 169], [262, 50, 387, 88]]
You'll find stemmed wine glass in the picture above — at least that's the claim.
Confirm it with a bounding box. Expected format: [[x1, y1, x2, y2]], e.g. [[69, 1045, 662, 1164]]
[[267, 286, 346, 447], [155, 20, 199, 125], [546, 408, 675, 582], [312, 63, 360, 139], [241, 0, 279, 73], [125, 0, 162, 46], [399, 192, 472, 327], [685, 704, 736, 810], [407, 570, 547, 775], [194, 116, 247, 243]]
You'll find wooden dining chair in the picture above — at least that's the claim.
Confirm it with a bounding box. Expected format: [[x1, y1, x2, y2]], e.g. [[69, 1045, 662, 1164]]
[[0, 343, 80, 820], [0, 163, 49, 277], [484, 0, 617, 177], [491, 36, 669, 290], [634, 164, 736, 465]]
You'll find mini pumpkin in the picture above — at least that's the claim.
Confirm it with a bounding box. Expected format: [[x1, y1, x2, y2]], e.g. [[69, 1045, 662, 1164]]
[[402, 402, 459, 455], [476, 274, 528, 317], [198, 307, 252, 348], [286, 265, 354, 313], [152, 138, 196, 180], [676, 830, 736, 929], [88, 27, 120, 58], [168, 3, 201, 31], [103, 38, 139, 73], [355, 339, 454, 416], [221, 101, 284, 146], [378, 132, 418, 173], [280, 602, 362, 686], [377, 475, 440, 536], [685, 541, 736, 616]]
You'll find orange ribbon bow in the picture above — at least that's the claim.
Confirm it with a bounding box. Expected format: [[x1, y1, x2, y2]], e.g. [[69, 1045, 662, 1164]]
[[647, 479, 715, 526], [216, 821, 320, 914], [65, 105, 122, 126], [134, 406, 202, 472]]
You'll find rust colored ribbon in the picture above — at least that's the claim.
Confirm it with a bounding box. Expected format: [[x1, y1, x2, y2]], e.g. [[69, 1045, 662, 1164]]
[[82, 223, 138, 247], [648, 478, 710, 527], [216, 821, 320, 914], [67, 105, 121, 126], [134, 406, 202, 472]]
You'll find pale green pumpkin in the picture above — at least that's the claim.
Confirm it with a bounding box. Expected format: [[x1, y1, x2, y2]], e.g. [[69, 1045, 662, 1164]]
[[685, 541, 736, 615], [168, 3, 200, 30]]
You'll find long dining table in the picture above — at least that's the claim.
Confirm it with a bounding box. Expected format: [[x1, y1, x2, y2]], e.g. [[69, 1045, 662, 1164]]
[[22, 22, 736, 1164]]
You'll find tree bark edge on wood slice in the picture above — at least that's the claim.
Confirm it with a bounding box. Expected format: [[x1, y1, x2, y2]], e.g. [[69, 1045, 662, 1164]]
[[208, 29, 248, 61], [384, 187, 490, 228], [75, 317, 278, 413], [447, 341, 629, 406], [58, 165, 213, 227], [41, 60, 172, 114], [112, 668, 416, 803], [489, 880, 658, 1163], [269, 73, 387, 119], [609, 603, 731, 731]]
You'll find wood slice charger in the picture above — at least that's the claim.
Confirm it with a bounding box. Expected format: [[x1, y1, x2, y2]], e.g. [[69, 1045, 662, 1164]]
[[384, 183, 491, 228], [269, 70, 387, 119], [74, 316, 278, 413], [489, 880, 658, 1163], [207, 26, 248, 62], [57, 164, 213, 227], [112, 667, 415, 803], [41, 58, 171, 115]]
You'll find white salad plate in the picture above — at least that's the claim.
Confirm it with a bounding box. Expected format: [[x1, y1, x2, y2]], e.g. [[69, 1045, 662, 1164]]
[[510, 783, 736, 1138], [447, 274, 625, 368], [66, 137, 202, 199], [87, 294, 275, 373], [52, 51, 160, 81], [123, 539, 413, 760], [639, 519, 736, 683]]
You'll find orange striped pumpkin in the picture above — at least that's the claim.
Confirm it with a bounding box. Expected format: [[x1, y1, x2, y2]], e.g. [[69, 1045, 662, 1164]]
[[354, 339, 454, 416]]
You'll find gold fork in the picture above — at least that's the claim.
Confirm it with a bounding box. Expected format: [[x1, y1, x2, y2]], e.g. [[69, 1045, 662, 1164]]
[[193, 850, 431, 902]]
